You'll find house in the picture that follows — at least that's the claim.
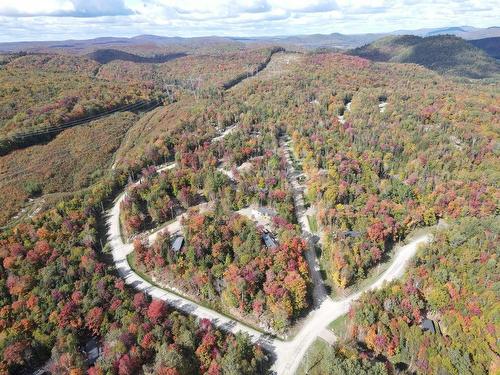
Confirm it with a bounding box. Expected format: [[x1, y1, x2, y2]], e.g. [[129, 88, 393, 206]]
[[262, 233, 278, 249], [343, 230, 361, 238], [84, 338, 102, 366], [420, 319, 436, 334], [214, 278, 225, 293], [172, 236, 184, 252]]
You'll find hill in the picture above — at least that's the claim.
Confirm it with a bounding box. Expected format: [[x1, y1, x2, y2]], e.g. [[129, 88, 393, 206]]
[[0, 35, 245, 55], [350, 34, 500, 78], [470, 36, 500, 59], [0, 40, 498, 374], [86, 48, 186, 64], [231, 32, 384, 50], [1, 26, 498, 54]]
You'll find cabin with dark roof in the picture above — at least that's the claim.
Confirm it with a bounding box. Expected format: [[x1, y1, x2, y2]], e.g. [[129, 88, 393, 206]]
[[84, 338, 102, 366], [262, 233, 278, 249]]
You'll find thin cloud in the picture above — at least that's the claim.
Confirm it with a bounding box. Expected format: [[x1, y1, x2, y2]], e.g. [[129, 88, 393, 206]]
[[0, 0, 498, 42], [0, 0, 133, 17]]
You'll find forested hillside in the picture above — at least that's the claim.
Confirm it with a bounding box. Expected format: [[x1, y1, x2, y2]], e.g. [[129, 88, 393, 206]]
[[0, 48, 278, 372], [0, 36, 498, 375], [0, 54, 151, 137], [0, 172, 267, 374], [220, 52, 498, 372], [0, 112, 138, 225], [0, 47, 275, 142], [470, 37, 500, 59], [0, 47, 277, 227], [346, 217, 498, 374], [350, 35, 500, 78]]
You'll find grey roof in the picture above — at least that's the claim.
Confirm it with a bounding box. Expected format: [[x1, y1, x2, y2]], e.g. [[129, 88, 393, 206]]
[[263, 233, 278, 249], [420, 319, 436, 334], [84, 338, 101, 366], [344, 230, 361, 238], [172, 236, 184, 252]]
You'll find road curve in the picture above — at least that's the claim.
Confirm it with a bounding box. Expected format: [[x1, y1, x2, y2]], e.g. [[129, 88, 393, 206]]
[[106, 145, 432, 375], [107, 146, 432, 374], [271, 138, 432, 374], [106, 183, 276, 351], [272, 233, 432, 374]]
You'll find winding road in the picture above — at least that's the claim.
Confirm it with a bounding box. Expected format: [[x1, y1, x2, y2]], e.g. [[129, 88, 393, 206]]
[[106, 53, 433, 374], [107, 173, 274, 349], [106, 134, 432, 374]]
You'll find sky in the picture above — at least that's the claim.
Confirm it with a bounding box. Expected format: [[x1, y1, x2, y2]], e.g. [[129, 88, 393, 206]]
[[0, 0, 498, 42]]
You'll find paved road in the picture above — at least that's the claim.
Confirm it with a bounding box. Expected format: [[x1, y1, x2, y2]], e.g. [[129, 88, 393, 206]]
[[273, 136, 432, 374], [272, 233, 431, 374], [281, 138, 328, 307]]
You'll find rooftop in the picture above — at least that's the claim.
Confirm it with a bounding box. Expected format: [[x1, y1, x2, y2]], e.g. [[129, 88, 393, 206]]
[[262, 233, 278, 249], [172, 236, 184, 252], [420, 319, 436, 334]]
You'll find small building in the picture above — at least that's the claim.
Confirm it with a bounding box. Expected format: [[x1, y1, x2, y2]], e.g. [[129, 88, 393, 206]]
[[420, 319, 436, 334], [344, 230, 361, 238], [172, 236, 184, 252], [262, 233, 278, 249], [214, 278, 225, 293], [84, 338, 102, 366]]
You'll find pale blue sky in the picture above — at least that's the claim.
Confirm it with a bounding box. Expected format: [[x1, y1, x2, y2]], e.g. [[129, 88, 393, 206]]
[[0, 0, 498, 42]]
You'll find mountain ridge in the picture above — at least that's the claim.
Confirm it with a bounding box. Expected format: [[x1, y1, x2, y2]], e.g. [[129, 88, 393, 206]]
[[0, 25, 498, 52], [350, 34, 499, 78]]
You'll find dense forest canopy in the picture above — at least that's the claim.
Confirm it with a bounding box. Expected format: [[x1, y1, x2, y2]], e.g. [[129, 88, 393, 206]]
[[350, 35, 500, 78]]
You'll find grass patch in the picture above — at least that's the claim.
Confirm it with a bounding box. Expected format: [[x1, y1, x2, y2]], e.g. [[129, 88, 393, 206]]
[[295, 339, 330, 375], [307, 215, 318, 233], [127, 252, 155, 284], [328, 314, 348, 338]]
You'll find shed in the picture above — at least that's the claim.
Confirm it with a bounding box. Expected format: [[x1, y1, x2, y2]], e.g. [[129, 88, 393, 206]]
[[262, 233, 278, 249], [420, 319, 436, 334], [84, 338, 102, 366], [172, 236, 184, 252]]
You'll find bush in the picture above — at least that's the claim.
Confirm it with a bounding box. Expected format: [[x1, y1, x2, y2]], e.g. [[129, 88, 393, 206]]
[[23, 180, 42, 197]]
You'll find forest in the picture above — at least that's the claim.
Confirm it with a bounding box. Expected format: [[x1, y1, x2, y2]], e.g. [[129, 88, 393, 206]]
[[133, 209, 309, 332], [307, 217, 498, 374], [0, 47, 281, 373], [120, 116, 309, 332], [0, 36, 498, 375], [0, 172, 268, 374]]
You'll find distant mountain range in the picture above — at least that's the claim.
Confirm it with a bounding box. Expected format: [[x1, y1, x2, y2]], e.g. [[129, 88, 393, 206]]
[[0, 25, 498, 53], [350, 35, 499, 78], [0, 35, 242, 54], [233, 26, 500, 50], [391, 25, 500, 39]]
